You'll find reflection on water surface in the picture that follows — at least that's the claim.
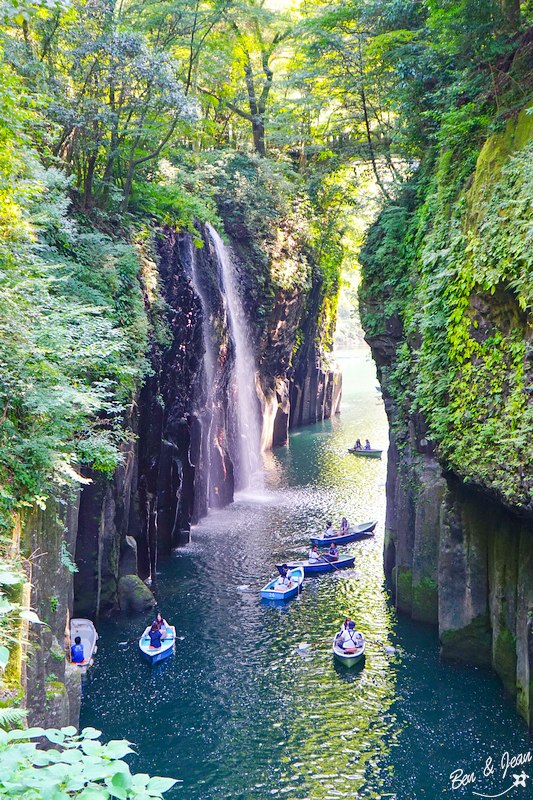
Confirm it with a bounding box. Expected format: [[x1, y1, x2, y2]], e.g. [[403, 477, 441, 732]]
[[81, 351, 529, 800]]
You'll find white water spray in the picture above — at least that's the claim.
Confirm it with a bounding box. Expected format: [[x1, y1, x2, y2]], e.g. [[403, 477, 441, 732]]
[[189, 238, 216, 395], [189, 238, 217, 504], [207, 224, 263, 490]]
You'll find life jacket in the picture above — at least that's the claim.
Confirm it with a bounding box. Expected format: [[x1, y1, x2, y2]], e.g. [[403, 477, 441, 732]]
[[343, 629, 359, 649]]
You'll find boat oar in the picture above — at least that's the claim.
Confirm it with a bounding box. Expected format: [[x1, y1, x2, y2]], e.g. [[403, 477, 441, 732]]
[[320, 554, 341, 571], [237, 580, 265, 590], [119, 632, 176, 646], [369, 640, 398, 654]]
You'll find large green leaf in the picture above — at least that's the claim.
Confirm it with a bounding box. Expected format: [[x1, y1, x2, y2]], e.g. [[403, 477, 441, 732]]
[[45, 729, 65, 744], [77, 788, 110, 800], [81, 739, 103, 756], [0, 597, 14, 614], [102, 740, 135, 760], [81, 727, 103, 740], [0, 645, 10, 669], [19, 609, 43, 624], [145, 776, 180, 795], [0, 571, 22, 585]]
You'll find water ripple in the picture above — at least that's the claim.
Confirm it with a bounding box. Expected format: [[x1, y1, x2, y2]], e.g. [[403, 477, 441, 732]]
[[80, 354, 530, 800]]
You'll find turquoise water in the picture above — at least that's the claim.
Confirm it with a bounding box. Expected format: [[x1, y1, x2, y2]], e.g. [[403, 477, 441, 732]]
[[81, 351, 530, 800]]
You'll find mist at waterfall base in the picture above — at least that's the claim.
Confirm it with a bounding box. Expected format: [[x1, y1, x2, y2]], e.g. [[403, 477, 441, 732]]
[[80, 352, 529, 800]]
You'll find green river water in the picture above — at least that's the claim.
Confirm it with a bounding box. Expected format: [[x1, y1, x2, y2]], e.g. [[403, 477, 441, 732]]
[[80, 352, 531, 800]]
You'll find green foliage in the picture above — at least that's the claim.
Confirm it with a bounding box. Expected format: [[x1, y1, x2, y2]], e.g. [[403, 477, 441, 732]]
[[0, 45, 154, 538], [0, 726, 180, 798], [0, 707, 27, 731], [60, 541, 78, 574], [414, 131, 533, 504], [131, 177, 220, 238], [0, 558, 45, 680], [361, 85, 533, 506]]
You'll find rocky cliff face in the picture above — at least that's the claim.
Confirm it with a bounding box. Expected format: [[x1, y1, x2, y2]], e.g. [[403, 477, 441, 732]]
[[20, 219, 341, 726], [361, 100, 533, 725]]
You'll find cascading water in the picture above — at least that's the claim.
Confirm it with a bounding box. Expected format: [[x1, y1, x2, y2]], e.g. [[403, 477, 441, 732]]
[[188, 238, 217, 508], [189, 238, 216, 396], [207, 224, 263, 490]]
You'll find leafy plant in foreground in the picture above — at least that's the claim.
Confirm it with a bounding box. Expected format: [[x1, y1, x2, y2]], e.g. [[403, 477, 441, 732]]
[[0, 725, 180, 799]]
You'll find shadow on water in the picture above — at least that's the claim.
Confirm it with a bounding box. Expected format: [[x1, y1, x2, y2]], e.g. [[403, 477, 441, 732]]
[[333, 657, 366, 684], [80, 349, 531, 800]]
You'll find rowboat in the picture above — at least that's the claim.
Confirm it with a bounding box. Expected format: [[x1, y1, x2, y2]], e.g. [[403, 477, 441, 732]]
[[332, 630, 366, 667], [311, 520, 377, 546], [348, 447, 382, 458], [260, 566, 304, 601], [138, 625, 177, 664], [70, 618, 98, 675], [277, 555, 355, 576]]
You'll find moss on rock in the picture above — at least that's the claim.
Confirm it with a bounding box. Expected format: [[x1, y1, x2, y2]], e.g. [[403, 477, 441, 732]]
[[493, 625, 517, 696], [44, 680, 69, 729], [118, 574, 156, 614], [440, 612, 492, 666], [412, 576, 438, 624], [394, 566, 413, 613]]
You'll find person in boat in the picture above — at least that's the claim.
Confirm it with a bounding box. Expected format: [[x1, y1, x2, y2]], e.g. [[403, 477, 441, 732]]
[[153, 612, 169, 632], [364, 439, 371, 450], [71, 636, 84, 664], [354, 439, 362, 450], [148, 622, 167, 649], [324, 521, 335, 538], [308, 544, 322, 563], [327, 541, 339, 561], [275, 564, 293, 588], [340, 620, 360, 650], [340, 517, 349, 533]]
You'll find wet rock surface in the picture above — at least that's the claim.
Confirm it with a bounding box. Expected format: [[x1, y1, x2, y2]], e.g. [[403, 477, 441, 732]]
[[22, 221, 341, 728]]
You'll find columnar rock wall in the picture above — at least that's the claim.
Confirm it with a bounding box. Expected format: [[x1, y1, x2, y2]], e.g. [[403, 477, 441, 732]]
[[382, 423, 533, 726], [22, 497, 81, 730], [20, 221, 342, 727], [362, 99, 533, 726]]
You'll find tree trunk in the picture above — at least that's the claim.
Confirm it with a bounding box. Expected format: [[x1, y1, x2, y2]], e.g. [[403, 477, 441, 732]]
[[501, 0, 520, 32], [83, 153, 97, 210], [252, 119, 266, 157], [120, 161, 136, 214]]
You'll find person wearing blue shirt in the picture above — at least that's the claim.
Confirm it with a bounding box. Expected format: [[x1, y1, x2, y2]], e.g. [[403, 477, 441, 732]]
[[148, 622, 166, 648], [71, 636, 84, 664], [327, 542, 339, 561]]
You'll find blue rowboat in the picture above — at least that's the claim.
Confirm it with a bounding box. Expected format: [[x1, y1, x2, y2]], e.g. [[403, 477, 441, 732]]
[[138, 625, 176, 664], [311, 521, 377, 547], [277, 555, 355, 576], [260, 566, 304, 601], [332, 631, 366, 667]]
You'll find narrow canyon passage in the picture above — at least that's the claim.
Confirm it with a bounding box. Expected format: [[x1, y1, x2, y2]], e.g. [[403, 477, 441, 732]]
[[79, 354, 529, 800]]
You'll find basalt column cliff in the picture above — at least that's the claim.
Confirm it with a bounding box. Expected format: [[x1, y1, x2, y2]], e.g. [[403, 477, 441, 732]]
[[19, 217, 341, 728], [359, 96, 533, 726]]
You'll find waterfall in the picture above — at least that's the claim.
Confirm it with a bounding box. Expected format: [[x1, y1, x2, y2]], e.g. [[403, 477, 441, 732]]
[[188, 238, 217, 506], [206, 224, 263, 491]]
